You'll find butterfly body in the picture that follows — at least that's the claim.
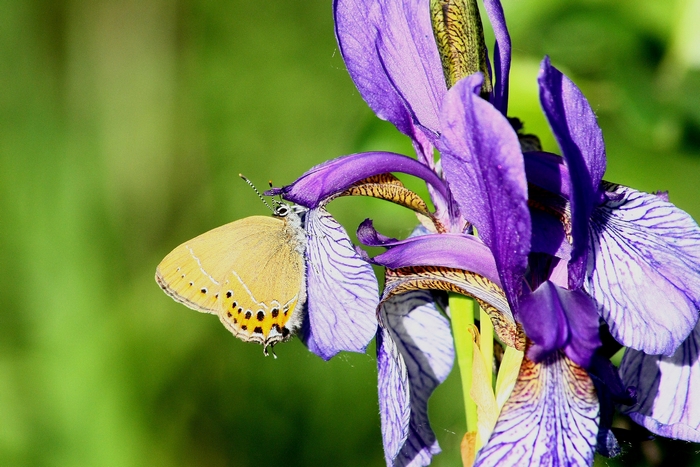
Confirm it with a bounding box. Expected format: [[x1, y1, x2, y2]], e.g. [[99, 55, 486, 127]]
[[156, 205, 307, 353]]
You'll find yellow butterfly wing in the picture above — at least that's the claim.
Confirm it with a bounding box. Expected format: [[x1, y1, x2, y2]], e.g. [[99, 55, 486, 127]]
[[155, 214, 306, 347]]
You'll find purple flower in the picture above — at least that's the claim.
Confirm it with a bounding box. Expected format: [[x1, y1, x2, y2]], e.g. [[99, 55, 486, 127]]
[[276, 0, 700, 463], [274, 148, 463, 465], [331, 0, 603, 464]]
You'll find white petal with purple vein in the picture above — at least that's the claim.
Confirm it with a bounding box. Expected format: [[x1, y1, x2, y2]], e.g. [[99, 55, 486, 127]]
[[378, 323, 410, 466], [586, 185, 700, 355], [475, 352, 598, 467], [378, 291, 454, 467], [620, 320, 700, 442], [304, 208, 379, 360]]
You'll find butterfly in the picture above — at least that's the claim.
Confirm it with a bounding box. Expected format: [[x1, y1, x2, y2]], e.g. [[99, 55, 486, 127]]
[[155, 201, 307, 355]]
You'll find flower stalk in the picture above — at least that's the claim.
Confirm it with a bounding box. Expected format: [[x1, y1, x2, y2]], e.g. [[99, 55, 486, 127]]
[[450, 293, 479, 432], [479, 306, 494, 387]]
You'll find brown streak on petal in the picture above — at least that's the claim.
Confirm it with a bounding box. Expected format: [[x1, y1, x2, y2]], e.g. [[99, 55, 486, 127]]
[[384, 266, 524, 349], [341, 183, 432, 216]]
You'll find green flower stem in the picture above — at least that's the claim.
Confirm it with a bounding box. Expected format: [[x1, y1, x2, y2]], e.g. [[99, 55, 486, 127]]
[[479, 306, 494, 388], [450, 293, 478, 432]]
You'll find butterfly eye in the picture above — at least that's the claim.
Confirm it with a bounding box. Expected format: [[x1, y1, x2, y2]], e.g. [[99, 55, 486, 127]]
[[274, 205, 290, 217]]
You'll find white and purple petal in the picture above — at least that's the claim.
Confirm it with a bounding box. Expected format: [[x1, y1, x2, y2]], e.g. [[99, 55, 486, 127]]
[[586, 184, 700, 355], [619, 321, 700, 442], [378, 291, 454, 467], [475, 351, 599, 467], [334, 0, 446, 143], [377, 322, 410, 466], [302, 208, 379, 360], [439, 73, 531, 309]]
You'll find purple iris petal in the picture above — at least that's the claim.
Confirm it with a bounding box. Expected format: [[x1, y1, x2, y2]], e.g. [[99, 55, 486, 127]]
[[269, 152, 448, 209], [481, 0, 511, 115], [538, 58, 606, 289], [474, 352, 599, 466], [538, 58, 606, 190], [619, 320, 700, 442], [439, 73, 531, 309], [302, 208, 379, 360], [530, 208, 570, 260], [357, 224, 501, 286], [523, 151, 571, 199], [519, 281, 600, 368], [586, 184, 700, 355], [334, 0, 446, 143], [377, 291, 454, 467]]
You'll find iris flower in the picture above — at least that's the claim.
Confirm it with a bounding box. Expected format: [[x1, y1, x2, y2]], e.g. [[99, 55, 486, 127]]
[[270, 0, 700, 465]]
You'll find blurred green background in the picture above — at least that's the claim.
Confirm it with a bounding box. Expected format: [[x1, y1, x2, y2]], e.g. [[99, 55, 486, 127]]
[[1, 0, 699, 466]]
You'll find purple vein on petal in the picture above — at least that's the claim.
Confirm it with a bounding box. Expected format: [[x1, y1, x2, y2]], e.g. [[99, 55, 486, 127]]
[[620, 320, 700, 442], [303, 208, 379, 360], [586, 184, 700, 355], [475, 351, 599, 467], [378, 291, 454, 467]]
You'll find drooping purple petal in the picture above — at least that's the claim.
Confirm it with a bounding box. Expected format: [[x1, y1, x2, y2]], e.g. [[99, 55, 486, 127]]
[[474, 351, 599, 466], [439, 73, 531, 309], [269, 152, 448, 209], [334, 0, 446, 142], [357, 224, 501, 286], [538, 57, 606, 288], [481, 0, 511, 115], [378, 291, 454, 467], [302, 208, 379, 360], [619, 320, 700, 442], [586, 184, 700, 355], [519, 281, 600, 369]]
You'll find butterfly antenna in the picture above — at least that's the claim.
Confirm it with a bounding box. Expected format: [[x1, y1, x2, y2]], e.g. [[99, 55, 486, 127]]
[[268, 179, 284, 207], [239, 174, 274, 213]]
